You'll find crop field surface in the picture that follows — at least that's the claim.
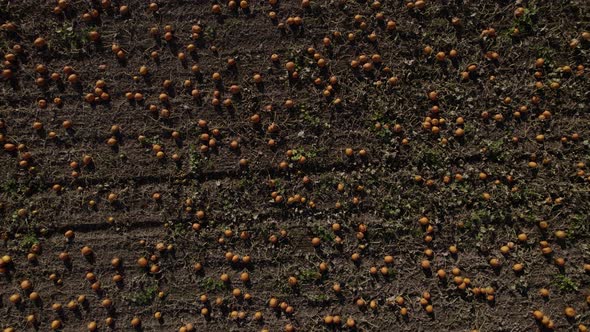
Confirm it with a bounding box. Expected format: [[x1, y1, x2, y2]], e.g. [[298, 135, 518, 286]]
[[0, 0, 590, 331]]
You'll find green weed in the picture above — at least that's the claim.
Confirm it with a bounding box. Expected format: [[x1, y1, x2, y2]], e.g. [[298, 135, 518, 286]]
[[553, 274, 578, 292], [128, 285, 158, 306], [199, 277, 225, 292]]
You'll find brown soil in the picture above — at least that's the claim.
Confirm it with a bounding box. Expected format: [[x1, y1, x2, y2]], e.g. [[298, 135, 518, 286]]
[[1, 0, 590, 331]]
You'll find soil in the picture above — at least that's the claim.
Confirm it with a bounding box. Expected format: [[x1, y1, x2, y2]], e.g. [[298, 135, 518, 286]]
[[1, 0, 590, 331]]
